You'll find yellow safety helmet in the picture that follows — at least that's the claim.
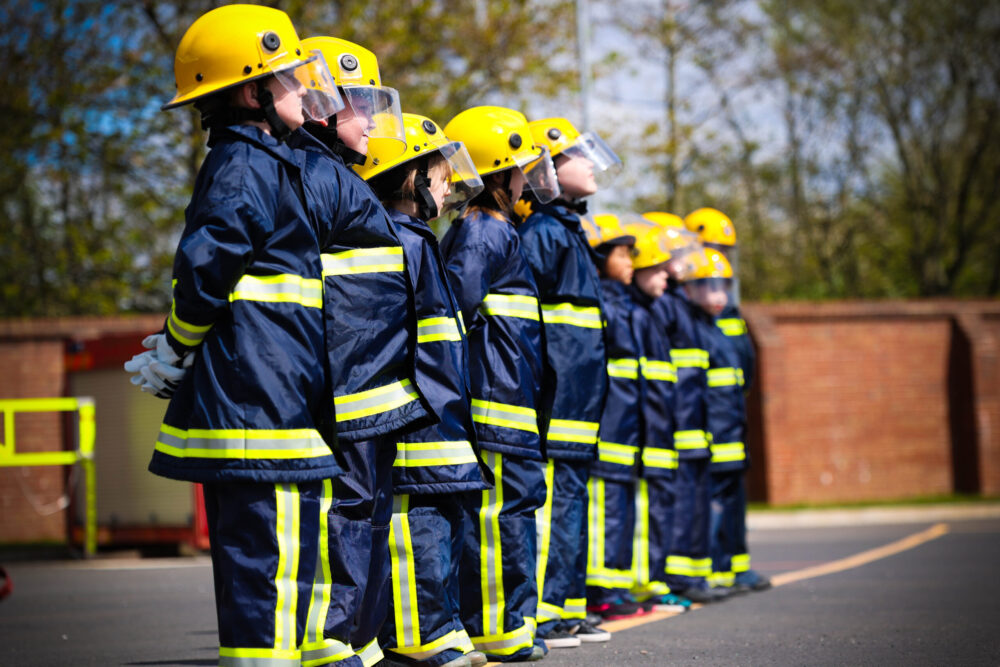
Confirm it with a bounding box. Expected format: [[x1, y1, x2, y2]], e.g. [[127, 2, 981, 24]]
[[622, 220, 674, 270], [301, 36, 406, 163], [684, 207, 737, 246], [586, 213, 635, 248], [688, 247, 733, 280], [444, 106, 560, 203], [359, 112, 483, 216], [164, 4, 312, 110], [528, 118, 621, 173], [642, 211, 685, 229]]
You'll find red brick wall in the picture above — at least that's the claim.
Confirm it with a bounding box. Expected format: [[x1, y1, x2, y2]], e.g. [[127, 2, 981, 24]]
[[0, 340, 69, 542], [744, 301, 1000, 505]]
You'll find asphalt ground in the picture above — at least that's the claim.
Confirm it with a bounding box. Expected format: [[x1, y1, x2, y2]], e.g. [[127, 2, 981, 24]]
[[2, 515, 999, 666]]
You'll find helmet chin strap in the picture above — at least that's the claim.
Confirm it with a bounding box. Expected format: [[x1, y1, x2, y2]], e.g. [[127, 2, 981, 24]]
[[304, 121, 367, 166], [413, 168, 439, 221], [254, 81, 292, 142]]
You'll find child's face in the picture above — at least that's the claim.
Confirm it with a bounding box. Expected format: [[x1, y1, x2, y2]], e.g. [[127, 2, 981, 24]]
[[428, 161, 453, 215], [555, 154, 597, 199], [603, 245, 634, 285], [266, 76, 307, 130], [686, 280, 730, 316], [336, 103, 373, 154], [633, 262, 669, 299]]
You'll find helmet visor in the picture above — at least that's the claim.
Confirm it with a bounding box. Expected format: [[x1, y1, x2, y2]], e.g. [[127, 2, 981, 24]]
[[274, 54, 345, 122], [685, 277, 736, 316], [562, 131, 621, 173], [342, 85, 406, 159], [705, 243, 740, 305], [518, 146, 560, 204], [438, 141, 484, 213]]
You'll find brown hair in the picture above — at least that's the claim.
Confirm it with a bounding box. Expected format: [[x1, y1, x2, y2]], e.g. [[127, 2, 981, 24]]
[[370, 152, 449, 205], [465, 170, 513, 222]]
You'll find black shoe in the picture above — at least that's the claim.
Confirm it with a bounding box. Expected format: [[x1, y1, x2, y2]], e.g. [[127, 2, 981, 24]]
[[677, 586, 719, 603], [585, 611, 604, 627], [542, 627, 581, 649], [569, 620, 611, 643]]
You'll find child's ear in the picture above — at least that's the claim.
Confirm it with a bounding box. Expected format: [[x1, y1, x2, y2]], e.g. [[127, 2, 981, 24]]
[[235, 82, 261, 110]]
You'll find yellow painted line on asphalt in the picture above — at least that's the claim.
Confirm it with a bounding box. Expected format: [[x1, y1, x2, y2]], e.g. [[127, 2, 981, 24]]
[[487, 522, 951, 662], [770, 521, 949, 587]]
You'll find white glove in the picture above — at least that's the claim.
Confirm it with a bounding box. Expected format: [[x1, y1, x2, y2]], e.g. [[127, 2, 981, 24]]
[[124, 334, 194, 399]]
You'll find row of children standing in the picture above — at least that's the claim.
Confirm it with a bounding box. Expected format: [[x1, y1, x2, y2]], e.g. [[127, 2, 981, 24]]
[[123, 5, 766, 667]]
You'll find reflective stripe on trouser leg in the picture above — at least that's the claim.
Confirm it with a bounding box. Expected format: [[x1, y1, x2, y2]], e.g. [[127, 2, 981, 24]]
[[301, 479, 359, 667], [665, 458, 712, 590], [461, 451, 543, 660], [535, 459, 589, 635], [634, 475, 676, 597], [586, 477, 635, 606], [711, 471, 749, 583], [382, 495, 475, 665], [204, 481, 320, 666]]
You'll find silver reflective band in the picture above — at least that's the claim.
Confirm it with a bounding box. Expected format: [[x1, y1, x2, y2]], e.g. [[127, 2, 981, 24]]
[[711, 442, 746, 463], [607, 358, 640, 379], [322, 247, 404, 276], [540, 302, 602, 329], [547, 418, 599, 444], [642, 446, 679, 469], [670, 348, 710, 369], [479, 293, 540, 320], [335, 379, 420, 422], [641, 357, 677, 382], [229, 274, 322, 308], [394, 441, 478, 467], [674, 429, 708, 450], [597, 441, 638, 466], [416, 316, 462, 343], [717, 318, 747, 336], [155, 425, 330, 459], [707, 367, 744, 387], [471, 399, 539, 434]]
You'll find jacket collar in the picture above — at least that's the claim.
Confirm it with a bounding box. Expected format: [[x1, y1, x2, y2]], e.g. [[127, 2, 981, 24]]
[[209, 124, 299, 170]]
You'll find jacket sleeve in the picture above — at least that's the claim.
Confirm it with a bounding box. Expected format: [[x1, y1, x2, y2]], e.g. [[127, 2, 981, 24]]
[[444, 240, 496, 328], [166, 197, 269, 353], [519, 222, 568, 298]]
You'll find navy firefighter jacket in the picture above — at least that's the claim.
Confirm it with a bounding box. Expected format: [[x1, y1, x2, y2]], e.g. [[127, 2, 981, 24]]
[[717, 303, 756, 393], [290, 130, 430, 442], [519, 202, 607, 461], [631, 292, 679, 479], [695, 311, 749, 473], [388, 209, 491, 494], [633, 281, 709, 460], [591, 279, 642, 482], [440, 208, 546, 460], [150, 124, 339, 484]]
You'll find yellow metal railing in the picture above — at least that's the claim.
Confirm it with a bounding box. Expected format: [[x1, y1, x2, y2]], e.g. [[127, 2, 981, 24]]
[[0, 397, 96, 557]]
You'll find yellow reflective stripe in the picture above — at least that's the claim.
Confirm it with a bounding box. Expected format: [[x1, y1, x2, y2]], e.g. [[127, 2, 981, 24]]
[[219, 646, 300, 665], [470, 621, 534, 656], [393, 441, 478, 467], [477, 452, 507, 642], [155, 425, 330, 460], [303, 479, 335, 649], [587, 567, 634, 589], [471, 399, 538, 434], [547, 418, 599, 444], [167, 301, 212, 347], [674, 429, 709, 451], [300, 637, 355, 667], [641, 357, 677, 382], [355, 638, 383, 667], [711, 442, 746, 463], [641, 446, 678, 469], [717, 318, 747, 336], [562, 598, 586, 619], [597, 441, 639, 466], [335, 379, 420, 422], [709, 571, 736, 587], [607, 358, 640, 379], [665, 555, 713, 577], [416, 316, 462, 343], [273, 484, 300, 653], [535, 459, 557, 620], [732, 553, 751, 573], [457, 310, 467, 334], [479, 293, 540, 320], [707, 367, 744, 387], [631, 479, 650, 591], [389, 495, 420, 652], [229, 274, 322, 308], [391, 629, 475, 659], [588, 477, 605, 574], [540, 302, 602, 329], [322, 247, 404, 276], [670, 348, 709, 369]]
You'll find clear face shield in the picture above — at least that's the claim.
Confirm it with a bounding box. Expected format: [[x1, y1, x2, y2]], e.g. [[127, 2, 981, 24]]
[[518, 146, 560, 204], [340, 84, 406, 159], [272, 53, 345, 122], [562, 131, 622, 186], [662, 228, 707, 282], [706, 242, 740, 307], [436, 141, 484, 214], [685, 277, 734, 317]]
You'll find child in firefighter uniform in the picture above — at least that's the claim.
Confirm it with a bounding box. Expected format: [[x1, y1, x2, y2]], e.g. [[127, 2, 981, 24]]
[[615, 219, 693, 614], [684, 208, 770, 593], [289, 37, 427, 667], [578, 215, 642, 628], [360, 113, 491, 667], [636, 212, 729, 604], [440, 106, 560, 662], [516, 118, 620, 647], [124, 6, 344, 665]]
